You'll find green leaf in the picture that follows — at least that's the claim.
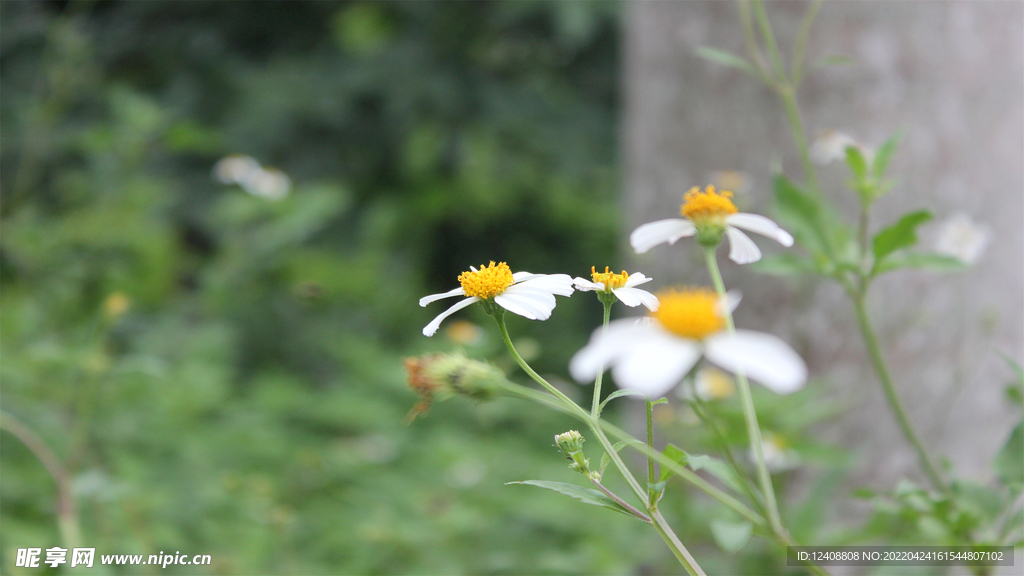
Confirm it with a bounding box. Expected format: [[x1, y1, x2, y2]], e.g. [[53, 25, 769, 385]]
[[1000, 353, 1024, 406], [651, 397, 668, 406], [994, 422, 1023, 491], [710, 520, 753, 553], [873, 252, 967, 276], [506, 480, 637, 518], [659, 444, 688, 482], [872, 130, 905, 179], [695, 47, 757, 76], [872, 209, 933, 261], [773, 174, 827, 254], [845, 145, 869, 182], [751, 253, 819, 276], [598, 389, 646, 414]]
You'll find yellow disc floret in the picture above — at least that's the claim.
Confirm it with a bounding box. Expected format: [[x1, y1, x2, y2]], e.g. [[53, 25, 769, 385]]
[[652, 288, 725, 340], [590, 266, 630, 290], [680, 185, 738, 221], [458, 261, 514, 299]]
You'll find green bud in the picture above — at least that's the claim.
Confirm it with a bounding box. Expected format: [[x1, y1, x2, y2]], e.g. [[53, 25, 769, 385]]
[[554, 430, 590, 474], [404, 352, 506, 422]]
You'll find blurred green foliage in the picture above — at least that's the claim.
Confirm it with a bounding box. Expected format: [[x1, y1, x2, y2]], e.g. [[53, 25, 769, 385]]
[[1, 1, 679, 574]]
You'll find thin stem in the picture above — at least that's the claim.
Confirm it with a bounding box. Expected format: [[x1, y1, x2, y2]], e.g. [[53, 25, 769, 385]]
[[704, 247, 784, 534], [790, 0, 824, 88], [690, 397, 767, 515], [592, 299, 613, 417], [646, 396, 656, 503], [778, 86, 821, 195], [589, 478, 652, 524], [1, 411, 83, 550], [752, 0, 786, 81], [852, 295, 946, 491], [736, 0, 773, 86], [650, 509, 707, 576]]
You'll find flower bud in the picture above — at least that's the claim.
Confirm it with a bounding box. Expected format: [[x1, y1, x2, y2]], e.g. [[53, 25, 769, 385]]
[[554, 430, 590, 474], [404, 352, 505, 422]]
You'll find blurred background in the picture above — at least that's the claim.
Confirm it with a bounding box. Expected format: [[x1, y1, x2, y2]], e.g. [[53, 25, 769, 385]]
[[2, 1, 1020, 575]]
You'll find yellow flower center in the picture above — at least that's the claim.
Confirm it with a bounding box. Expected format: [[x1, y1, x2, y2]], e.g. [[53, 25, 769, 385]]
[[652, 288, 724, 340], [590, 266, 629, 290], [458, 261, 514, 299], [680, 185, 738, 222]]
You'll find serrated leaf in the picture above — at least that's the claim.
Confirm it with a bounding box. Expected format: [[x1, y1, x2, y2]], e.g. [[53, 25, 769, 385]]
[[506, 480, 637, 518], [751, 253, 819, 276], [598, 388, 646, 414], [872, 210, 933, 261], [695, 47, 756, 76], [873, 252, 967, 276], [710, 520, 753, 553], [994, 422, 1023, 491], [872, 130, 905, 179]]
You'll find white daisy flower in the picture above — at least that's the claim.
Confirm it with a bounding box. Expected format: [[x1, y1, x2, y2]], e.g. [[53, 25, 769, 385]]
[[629, 186, 794, 264], [569, 287, 806, 398], [572, 266, 660, 311], [419, 261, 574, 337], [935, 212, 992, 264]]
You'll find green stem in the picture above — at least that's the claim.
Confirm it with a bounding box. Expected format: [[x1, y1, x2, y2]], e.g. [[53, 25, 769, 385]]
[[650, 509, 706, 576], [752, 0, 787, 81], [704, 247, 784, 534], [592, 299, 613, 417], [646, 396, 656, 503], [589, 478, 652, 524], [790, 0, 824, 88], [852, 295, 946, 491], [690, 397, 767, 515], [778, 85, 821, 196]]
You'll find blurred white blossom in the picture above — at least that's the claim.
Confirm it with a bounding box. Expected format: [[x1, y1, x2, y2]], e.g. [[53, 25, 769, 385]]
[[935, 212, 992, 264], [811, 130, 873, 165], [213, 154, 291, 200]]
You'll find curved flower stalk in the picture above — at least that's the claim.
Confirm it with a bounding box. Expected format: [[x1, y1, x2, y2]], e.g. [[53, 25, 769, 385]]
[[630, 186, 794, 264], [573, 267, 660, 311], [419, 261, 574, 336], [570, 287, 806, 397]]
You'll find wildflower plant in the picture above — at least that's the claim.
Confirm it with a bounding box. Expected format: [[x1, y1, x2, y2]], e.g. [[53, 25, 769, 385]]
[[406, 1, 1022, 573]]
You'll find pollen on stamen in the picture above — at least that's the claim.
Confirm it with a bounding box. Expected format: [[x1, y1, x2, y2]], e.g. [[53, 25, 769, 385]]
[[458, 261, 514, 299], [590, 266, 630, 290], [652, 287, 725, 340], [680, 185, 738, 221]]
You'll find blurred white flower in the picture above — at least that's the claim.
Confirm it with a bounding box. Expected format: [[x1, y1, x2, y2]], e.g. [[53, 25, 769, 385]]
[[570, 288, 806, 398], [694, 366, 735, 401], [212, 154, 291, 200], [935, 212, 992, 264], [811, 130, 873, 165], [573, 266, 659, 311]]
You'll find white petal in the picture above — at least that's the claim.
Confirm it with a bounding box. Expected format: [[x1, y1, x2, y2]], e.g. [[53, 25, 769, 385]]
[[422, 297, 480, 336], [512, 271, 535, 282], [725, 227, 763, 264], [569, 319, 653, 382], [514, 273, 575, 297], [612, 287, 660, 311], [573, 277, 602, 292], [629, 219, 696, 254], [623, 272, 653, 288], [704, 330, 807, 394], [419, 286, 467, 307], [610, 330, 702, 397], [726, 213, 794, 247], [496, 286, 557, 321], [718, 290, 742, 315]]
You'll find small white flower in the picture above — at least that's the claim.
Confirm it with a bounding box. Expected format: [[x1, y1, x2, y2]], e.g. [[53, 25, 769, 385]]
[[935, 212, 992, 264], [630, 186, 793, 264], [213, 154, 261, 184], [810, 130, 873, 165], [212, 154, 291, 200], [572, 267, 660, 311], [419, 261, 574, 337], [570, 288, 806, 398]]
